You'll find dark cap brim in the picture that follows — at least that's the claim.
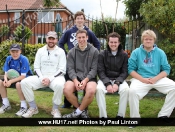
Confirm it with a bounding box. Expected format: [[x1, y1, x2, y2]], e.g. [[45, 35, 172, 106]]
[[10, 48, 21, 50]]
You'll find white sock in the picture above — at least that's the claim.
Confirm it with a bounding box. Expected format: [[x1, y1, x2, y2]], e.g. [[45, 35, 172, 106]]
[[75, 108, 83, 115], [2, 98, 10, 106], [20, 100, 27, 109]]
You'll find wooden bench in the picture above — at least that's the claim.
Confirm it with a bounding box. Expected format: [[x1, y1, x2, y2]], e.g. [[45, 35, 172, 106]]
[[36, 80, 165, 97], [0, 75, 165, 96]]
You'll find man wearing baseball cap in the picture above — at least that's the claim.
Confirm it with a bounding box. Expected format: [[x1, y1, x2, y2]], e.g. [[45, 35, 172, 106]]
[[21, 31, 66, 118]]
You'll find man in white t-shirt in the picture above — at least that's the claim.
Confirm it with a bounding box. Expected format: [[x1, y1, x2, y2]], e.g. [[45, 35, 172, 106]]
[[21, 31, 66, 118]]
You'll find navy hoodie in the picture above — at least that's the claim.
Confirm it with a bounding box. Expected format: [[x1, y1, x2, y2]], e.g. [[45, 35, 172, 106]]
[[58, 25, 100, 53]]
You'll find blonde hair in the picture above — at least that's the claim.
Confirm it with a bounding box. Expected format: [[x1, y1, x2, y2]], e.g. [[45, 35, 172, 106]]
[[141, 29, 156, 42]]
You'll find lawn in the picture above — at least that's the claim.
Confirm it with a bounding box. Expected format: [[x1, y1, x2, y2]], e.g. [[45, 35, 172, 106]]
[[0, 88, 175, 132]]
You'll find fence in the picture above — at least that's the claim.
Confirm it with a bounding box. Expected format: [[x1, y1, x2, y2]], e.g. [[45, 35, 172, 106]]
[[0, 11, 165, 53]]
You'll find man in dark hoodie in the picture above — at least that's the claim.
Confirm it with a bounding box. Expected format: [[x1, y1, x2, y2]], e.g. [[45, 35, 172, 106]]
[[58, 11, 100, 53], [58, 11, 100, 108], [62, 29, 99, 118], [96, 32, 129, 118]]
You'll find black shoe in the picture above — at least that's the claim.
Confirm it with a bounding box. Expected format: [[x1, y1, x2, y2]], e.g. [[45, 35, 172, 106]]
[[61, 104, 71, 108], [116, 115, 123, 119], [159, 116, 172, 123], [80, 110, 89, 118]]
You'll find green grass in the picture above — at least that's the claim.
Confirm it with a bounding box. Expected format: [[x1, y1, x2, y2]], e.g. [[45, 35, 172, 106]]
[[0, 88, 175, 132]]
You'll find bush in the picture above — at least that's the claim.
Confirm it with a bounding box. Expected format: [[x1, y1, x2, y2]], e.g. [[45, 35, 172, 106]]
[[92, 20, 126, 50], [0, 25, 9, 37], [158, 39, 175, 80], [13, 25, 32, 41]]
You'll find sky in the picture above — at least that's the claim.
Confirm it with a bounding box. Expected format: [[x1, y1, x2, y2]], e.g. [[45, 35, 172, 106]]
[[61, 0, 126, 19]]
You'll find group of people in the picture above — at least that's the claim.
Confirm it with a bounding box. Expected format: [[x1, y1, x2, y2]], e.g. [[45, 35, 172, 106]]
[[0, 11, 175, 120]]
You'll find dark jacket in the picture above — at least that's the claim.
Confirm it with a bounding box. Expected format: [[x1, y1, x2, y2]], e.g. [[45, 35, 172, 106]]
[[58, 25, 100, 53], [98, 44, 128, 86], [67, 43, 99, 81]]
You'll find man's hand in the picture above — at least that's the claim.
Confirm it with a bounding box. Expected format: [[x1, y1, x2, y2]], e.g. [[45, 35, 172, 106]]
[[80, 78, 89, 90], [5, 80, 12, 87], [73, 79, 81, 91], [42, 78, 50, 86], [3, 79, 8, 87], [106, 85, 113, 93], [112, 84, 119, 93], [149, 77, 158, 84], [140, 78, 152, 84]]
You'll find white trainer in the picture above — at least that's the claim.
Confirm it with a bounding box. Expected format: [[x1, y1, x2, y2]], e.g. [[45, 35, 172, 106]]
[[51, 109, 61, 118], [0, 104, 11, 114], [15, 107, 27, 117], [22, 107, 38, 118]]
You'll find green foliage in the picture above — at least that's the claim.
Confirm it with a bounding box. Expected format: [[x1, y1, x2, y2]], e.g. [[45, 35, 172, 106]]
[[158, 39, 175, 80], [123, 0, 146, 20], [140, 0, 175, 42], [43, 0, 60, 7], [13, 25, 32, 41], [92, 20, 126, 49], [0, 40, 44, 72], [0, 40, 15, 69], [0, 25, 9, 37]]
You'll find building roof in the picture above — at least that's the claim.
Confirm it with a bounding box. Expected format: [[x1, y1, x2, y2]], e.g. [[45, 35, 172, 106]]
[[0, 0, 67, 10]]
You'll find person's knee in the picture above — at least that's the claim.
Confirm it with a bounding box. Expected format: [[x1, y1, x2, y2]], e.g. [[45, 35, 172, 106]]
[[63, 87, 68, 96], [120, 86, 129, 94], [15, 82, 21, 89], [0, 80, 3, 87], [63, 87, 73, 97], [86, 87, 96, 98], [53, 83, 64, 91], [129, 88, 136, 96], [20, 78, 27, 86]]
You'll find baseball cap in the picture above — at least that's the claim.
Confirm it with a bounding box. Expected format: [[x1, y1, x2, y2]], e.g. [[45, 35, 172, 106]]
[[10, 44, 21, 50], [47, 31, 58, 39]]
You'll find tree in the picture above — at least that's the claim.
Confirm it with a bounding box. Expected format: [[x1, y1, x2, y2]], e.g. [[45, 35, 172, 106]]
[[92, 18, 126, 49], [13, 25, 32, 42], [43, 0, 60, 8], [140, 0, 175, 42], [123, 0, 147, 20]]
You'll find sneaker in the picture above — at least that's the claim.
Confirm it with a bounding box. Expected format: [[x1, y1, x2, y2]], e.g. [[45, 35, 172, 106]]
[[62, 111, 80, 118], [0, 104, 11, 114], [22, 107, 38, 118], [15, 107, 27, 117], [51, 109, 61, 118], [80, 110, 89, 118]]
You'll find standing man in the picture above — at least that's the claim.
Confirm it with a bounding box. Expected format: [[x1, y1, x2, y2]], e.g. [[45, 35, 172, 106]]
[[59, 11, 100, 108], [96, 32, 129, 118], [128, 29, 175, 118], [62, 29, 99, 118], [21, 31, 66, 118]]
